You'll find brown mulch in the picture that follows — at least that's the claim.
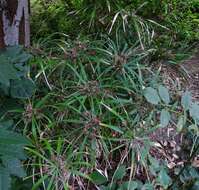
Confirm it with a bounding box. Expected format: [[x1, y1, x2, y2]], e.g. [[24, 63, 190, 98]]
[[181, 50, 199, 100]]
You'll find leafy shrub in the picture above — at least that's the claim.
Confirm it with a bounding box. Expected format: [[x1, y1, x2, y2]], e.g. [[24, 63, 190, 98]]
[[0, 121, 29, 190], [0, 46, 34, 190], [144, 86, 199, 189]]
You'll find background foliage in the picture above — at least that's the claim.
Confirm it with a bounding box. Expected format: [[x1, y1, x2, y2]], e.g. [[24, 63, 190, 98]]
[[31, 0, 199, 43]]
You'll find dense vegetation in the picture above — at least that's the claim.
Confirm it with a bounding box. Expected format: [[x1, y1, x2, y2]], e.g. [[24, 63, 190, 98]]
[[1, 0, 199, 189]]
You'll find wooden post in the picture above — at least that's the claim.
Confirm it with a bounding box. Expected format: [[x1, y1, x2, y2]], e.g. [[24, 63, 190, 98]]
[[0, 0, 30, 48]]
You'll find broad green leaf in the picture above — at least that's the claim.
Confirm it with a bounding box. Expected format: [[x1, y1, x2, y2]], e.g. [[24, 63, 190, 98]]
[[0, 99, 21, 117], [0, 122, 29, 161], [10, 79, 35, 99], [0, 45, 32, 190], [0, 61, 19, 87], [141, 183, 154, 190], [157, 168, 172, 189], [180, 166, 199, 183], [120, 181, 138, 190], [1, 46, 31, 64], [14, 52, 32, 64], [113, 165, 126, 181], [0, 120, 13, 129], [189, 103, 199, 122], [0, 144, 27, 160], [89, 170, 108, 185], [100, 183, 117, 190], [2, 157, 26, 178], [0, 128, 29, 145], [144, 87, 160, 105], [181, 91, 192, 111], [0, 46, 34, 99], [0, 168, 11, 190], [2, 46, 23, 58], [192, 181, 199, 190], [160, 109, 171, 127], [100, 186, 111, 190], [158, 85, 170, 104], [149, 156, 160, 174]]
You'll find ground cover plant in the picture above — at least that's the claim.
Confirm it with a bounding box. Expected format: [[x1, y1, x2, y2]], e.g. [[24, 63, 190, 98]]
[[1, 0, 199, 189], [21, 33, 199, 189]]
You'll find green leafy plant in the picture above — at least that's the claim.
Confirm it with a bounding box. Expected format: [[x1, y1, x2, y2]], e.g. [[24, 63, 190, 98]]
[[0, 46, 34, 190], [0, 46, 34, 99], [0, 121, 29, 190]]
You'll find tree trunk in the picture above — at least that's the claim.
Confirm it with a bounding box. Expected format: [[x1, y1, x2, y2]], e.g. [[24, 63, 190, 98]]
[[0, 0, 30, 49]]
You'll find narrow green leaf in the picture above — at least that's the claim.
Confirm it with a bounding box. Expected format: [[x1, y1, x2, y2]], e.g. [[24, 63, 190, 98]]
[[31, 174, 49, 190], [100, 123, 123, 134], [113, 165, 126, 181], [101, 102, 125, 122]]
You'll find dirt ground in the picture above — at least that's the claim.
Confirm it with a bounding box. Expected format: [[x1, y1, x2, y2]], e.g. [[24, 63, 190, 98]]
[[160, 45, 199, 101], [181, 49, 199, 100]]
